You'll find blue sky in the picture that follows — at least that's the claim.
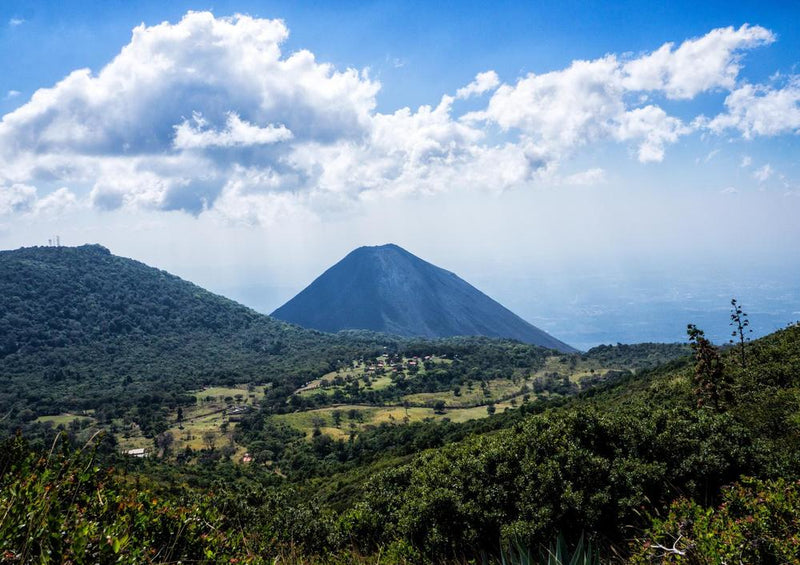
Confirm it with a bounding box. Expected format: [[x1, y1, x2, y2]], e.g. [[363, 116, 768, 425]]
[[3, 1, 799, 113], [1, 1, 799, 349]]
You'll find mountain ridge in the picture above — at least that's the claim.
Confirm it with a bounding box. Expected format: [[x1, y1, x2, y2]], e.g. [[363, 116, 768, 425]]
[[272, 244, 576, 352]]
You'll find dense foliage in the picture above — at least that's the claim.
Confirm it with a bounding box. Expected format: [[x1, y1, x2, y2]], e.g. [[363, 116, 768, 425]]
[[631, 478, 800, 563], [582, 342, 690, 372], [3, 323, 798, 563], [331, 323, 800, 560]]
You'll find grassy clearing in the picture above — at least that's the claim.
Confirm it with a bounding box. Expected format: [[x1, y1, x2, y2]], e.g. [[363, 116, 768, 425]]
[[533, 356, 607, 383], [117, 384, 267, 457], [295, 355, 449, 398], [401, 377, 528, 407], [36, 413, 96, 427], [274, 401, 516, 439], [194, 385, 266, 403]]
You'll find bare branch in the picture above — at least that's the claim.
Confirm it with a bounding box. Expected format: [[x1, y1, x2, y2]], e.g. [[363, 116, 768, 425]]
[[650, 534, 687, 557]]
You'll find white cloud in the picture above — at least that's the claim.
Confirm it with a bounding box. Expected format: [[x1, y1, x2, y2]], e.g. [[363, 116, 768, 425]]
[[471, 56, 624, 155], [615, 105, 691, 162], [0, 12, 377, 157], [33, 187, 78, 215], [622, 24, 775, 99], [4, 90, 20, 100], [470, 56, 694, 164], [0, 14, 791, 225], [0, 184, 78, 216], [173, 112, 293, 149], [753, 164, 773, 182], [8, 18, 25, 27], [466, 24, 774, 165], [740, 155, 752, 168], [708, 78, 800, 138], [456, 71, 500, 99]]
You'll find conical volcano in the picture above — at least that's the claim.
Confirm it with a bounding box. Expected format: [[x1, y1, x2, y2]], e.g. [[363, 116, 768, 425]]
[[272, 244, 576, 352]]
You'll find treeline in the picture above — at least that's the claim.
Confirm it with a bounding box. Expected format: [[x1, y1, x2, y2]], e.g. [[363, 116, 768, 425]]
[[582, 341, 691, 371]]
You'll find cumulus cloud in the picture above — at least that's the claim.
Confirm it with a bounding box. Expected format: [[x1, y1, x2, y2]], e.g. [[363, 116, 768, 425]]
[[173, 112, 293, 149], [621, 24, 775, 99], [708, 78, 800, 137], [456, 71, 500, 99], [0, 12, 377, 157], [33, 187, 78, 215], [470, 24, 775, 164], [0, 13, 792, 225], [0, 184, 78, 216], [472, 57, 623, 155], [615, 105, 691, 162], [470, 56, 692, 164]]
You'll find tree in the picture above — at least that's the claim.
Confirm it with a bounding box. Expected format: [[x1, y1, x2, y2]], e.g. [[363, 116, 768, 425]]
[[433, 400, 446, 414], [687, 324, 730, 411], [155, 431, 174, 456], [729, 298, 752, 369], [202, 430, 216, 450]]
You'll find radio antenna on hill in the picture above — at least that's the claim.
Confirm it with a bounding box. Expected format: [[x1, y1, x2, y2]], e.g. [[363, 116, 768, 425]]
[[56, 235, 60, 247]]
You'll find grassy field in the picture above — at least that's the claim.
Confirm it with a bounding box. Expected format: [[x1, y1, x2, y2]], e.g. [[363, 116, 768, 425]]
[[116, 384, 267, 457], [277, 351, 615, 441], [402, 377, 525, 407], [36, 413, 95, 426], [110, 355, 615, 457], [274, 400, 517, 439]]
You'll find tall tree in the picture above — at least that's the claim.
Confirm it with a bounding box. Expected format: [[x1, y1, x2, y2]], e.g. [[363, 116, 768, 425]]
[[729, 298, 752, 369], [687, 324, 730, 411]]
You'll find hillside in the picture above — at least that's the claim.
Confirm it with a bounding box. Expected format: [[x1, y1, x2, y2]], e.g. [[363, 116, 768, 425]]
[[2, 299, 797, 562], [273, 244, 576, 352], [290, 321, 800, 561], [0, 244, 388, 434]]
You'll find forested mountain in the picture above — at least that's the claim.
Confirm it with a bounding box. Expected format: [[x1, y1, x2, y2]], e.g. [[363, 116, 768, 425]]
[[273, 244, 576, 352]]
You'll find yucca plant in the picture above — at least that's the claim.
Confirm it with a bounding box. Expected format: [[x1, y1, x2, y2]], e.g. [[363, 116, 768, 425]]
[[491, 533, 600, 565]]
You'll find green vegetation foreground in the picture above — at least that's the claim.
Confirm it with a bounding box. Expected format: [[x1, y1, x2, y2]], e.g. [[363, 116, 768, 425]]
[[2, 322, 800, 562]]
